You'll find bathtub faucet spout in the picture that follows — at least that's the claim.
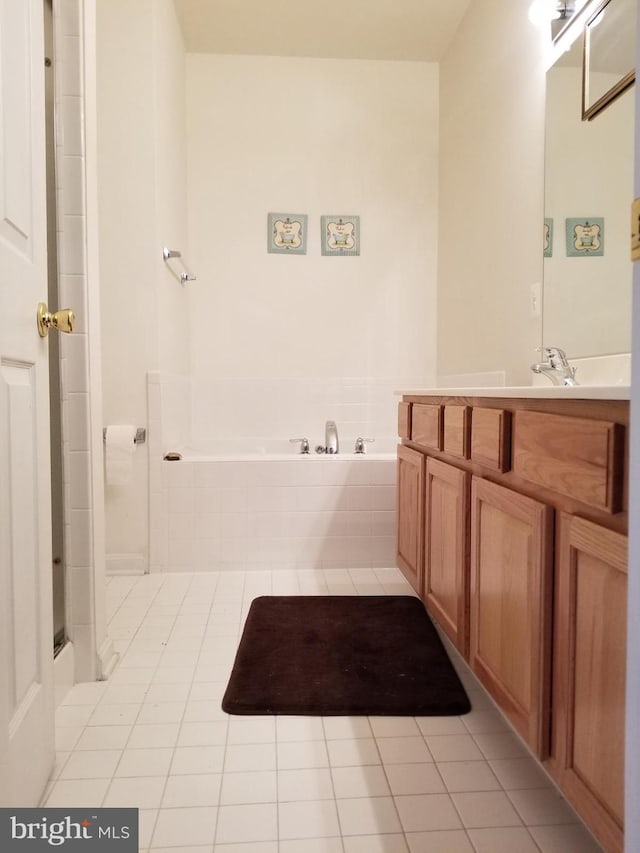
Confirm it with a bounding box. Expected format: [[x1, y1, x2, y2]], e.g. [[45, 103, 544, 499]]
[[325, 420, 339, 454]]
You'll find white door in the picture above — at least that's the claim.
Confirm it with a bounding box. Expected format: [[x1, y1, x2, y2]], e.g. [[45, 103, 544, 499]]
[[0, 0, 55, 806]]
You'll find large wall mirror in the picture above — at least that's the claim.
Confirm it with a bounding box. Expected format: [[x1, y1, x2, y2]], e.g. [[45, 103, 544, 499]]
[[583, 0, 636, 119], [543, 15, 634, 358]]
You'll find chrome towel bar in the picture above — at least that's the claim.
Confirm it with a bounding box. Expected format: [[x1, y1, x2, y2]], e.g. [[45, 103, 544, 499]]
[[162, 246, 196, 283]]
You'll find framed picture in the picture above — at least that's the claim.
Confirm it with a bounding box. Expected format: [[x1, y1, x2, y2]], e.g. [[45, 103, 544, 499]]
[[544, 218, 553, 258], [565, 217, 604, 257], [268, 213, 307, 254], [321, 215, 360, 256]]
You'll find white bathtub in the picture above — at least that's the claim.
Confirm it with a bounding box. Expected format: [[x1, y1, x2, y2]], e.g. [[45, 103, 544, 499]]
[[151, 440, 398, 573]]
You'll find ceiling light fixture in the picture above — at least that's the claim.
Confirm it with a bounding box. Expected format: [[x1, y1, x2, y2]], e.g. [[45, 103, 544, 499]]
[[528, 0, 564, 26]]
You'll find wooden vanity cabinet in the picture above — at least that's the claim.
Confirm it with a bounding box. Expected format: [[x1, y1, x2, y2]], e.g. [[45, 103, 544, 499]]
[[397, 393, 628, 852], [424, 458, 470, 656], [443, 405, 470, 458], [398, 402, 411, 440], [396, 444, 425, 595], [470, 477, 553, 757], [412, 403, 442, 450], [551, 513, 627, 852], [513, 409, 624, 513]]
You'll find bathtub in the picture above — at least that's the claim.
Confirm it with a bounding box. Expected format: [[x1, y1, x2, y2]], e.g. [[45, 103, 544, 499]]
[[151, 439, 398, 573]]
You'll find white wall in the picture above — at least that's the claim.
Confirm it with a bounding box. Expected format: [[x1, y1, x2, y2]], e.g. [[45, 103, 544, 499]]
[[97, 2, 552, 567], [152, 0, 191, 376], [437, 0, 547, 385], [97, 0, 189, 570], [185, 55, 438, 435]]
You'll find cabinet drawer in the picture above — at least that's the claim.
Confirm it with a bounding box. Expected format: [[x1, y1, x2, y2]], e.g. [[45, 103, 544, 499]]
[[398, 402, 411, 440], [471, 407, 512, 472], [513, 410, 624, 513], [411, 403, 443, 450], [443, 405, 470, 459]]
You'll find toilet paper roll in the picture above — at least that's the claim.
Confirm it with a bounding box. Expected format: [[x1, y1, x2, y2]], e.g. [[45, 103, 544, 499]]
[[105, 425, 137, 485]]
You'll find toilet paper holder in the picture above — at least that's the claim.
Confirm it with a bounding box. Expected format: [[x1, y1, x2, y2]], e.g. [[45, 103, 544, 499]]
[[103, 427, 146, 445]]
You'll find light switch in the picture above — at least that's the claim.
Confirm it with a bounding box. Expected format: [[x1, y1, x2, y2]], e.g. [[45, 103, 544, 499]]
[[530, 282, 541, 317], [631, 198, 640, 261]]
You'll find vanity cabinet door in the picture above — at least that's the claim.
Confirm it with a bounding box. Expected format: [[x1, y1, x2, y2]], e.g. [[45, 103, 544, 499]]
[[551, 514, 627, 853], [396, 445, 425, 595], [470, 477, 553, 757], [424, 458, 470, 657]]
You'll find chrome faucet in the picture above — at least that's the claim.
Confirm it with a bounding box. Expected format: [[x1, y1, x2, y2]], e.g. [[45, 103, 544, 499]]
[[530, 346, 579, 386], [354, 437, 375, 454], [289, 437, 310, 454], [325, 420, 339, 454]]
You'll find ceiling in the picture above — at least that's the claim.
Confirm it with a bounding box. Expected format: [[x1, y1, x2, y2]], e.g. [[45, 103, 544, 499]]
[[173, 0, 473, 62]]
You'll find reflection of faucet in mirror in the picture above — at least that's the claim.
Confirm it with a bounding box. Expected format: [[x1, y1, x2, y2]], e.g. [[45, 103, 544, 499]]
[[531, 346, 579, 386]]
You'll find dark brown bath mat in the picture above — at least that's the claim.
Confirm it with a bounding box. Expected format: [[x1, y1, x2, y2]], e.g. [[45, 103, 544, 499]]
[[222, 595, 471, 716]]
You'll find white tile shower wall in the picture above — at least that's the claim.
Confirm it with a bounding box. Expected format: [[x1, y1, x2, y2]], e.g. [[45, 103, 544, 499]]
[[165, 458, 396, 573], [98, 0, 189, 576], [148, 372, 191, 571], [161, 373, 192, 449], [55, 0, 112, 681], [190, 376, 416, 449]]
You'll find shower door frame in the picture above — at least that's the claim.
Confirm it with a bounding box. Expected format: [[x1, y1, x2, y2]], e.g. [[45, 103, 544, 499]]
[[49, 0, 115, 688]]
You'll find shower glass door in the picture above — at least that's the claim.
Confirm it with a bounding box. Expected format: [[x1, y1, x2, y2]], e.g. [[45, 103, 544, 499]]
[[44, 0, 66, 655]]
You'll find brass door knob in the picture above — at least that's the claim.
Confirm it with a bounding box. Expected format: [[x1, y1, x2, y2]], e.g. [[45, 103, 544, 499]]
[[37, 302, 75, 337]]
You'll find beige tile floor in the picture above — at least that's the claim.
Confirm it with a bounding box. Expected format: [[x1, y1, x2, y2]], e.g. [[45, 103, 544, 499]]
[[43, 568, 604, 852]]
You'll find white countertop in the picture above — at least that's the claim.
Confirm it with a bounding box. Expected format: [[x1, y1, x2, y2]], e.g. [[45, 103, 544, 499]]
[[396, 385, 630, 400]]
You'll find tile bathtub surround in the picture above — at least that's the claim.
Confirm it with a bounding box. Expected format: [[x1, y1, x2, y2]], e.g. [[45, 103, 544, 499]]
[[189, 376, 418, 447], [155, 453, 397, 573], [146, 372, 427, 572], [148, 372, 426, 452], [44, 570, 604, 852]]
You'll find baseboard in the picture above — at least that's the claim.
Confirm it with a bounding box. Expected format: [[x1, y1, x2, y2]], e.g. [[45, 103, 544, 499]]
[[97, 635, 119, 681], [106, 552, 146, 575], [53, 642, 75, 708]]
